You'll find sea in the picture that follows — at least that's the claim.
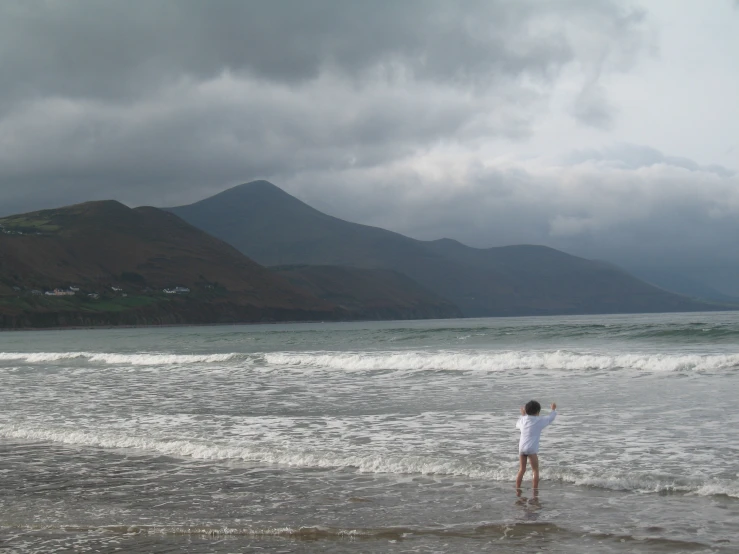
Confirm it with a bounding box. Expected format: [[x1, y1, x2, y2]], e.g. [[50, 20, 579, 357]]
[[1, 311, 738, 553]]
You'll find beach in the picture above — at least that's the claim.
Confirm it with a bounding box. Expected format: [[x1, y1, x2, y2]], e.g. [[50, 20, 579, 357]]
[[1, 312, 738, 552]]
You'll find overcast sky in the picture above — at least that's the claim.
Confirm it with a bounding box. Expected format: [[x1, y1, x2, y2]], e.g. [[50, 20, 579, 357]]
[[1, 1, 738, 291]]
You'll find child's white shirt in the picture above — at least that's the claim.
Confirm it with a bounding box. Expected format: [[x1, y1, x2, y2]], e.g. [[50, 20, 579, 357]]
[[516, 410, 557, 454]]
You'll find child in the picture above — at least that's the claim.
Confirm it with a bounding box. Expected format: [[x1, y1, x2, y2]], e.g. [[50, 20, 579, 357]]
[[515, 400, 557, 491]]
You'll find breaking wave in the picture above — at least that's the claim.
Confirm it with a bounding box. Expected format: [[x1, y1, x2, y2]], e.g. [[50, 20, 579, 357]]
[[2, 349, 738, 373], [14, 522, 576, 541], [264, 350, 739, 373], [2, 424, 737, 498], [8, 522, 718, 552], [0, 351, 241, 365]]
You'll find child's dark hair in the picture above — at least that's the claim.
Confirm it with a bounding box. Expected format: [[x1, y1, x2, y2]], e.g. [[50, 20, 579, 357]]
[[524, 400, 541, 415]]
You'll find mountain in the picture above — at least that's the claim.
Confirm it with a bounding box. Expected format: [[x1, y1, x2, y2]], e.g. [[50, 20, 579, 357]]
[[167, 180, 726, 317], [273, 265, 462, 320], [629, 268, 739, 304], [0, 200, 342, 328]]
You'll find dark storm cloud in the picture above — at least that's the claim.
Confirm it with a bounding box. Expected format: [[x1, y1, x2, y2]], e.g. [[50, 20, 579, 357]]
[[0, 0, 577, 104], [0, 0, 650, 213], [0, 72, 535, 214]]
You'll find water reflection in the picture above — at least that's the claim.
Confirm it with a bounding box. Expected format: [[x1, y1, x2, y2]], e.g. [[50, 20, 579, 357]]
[[515, 488, 542, 521]]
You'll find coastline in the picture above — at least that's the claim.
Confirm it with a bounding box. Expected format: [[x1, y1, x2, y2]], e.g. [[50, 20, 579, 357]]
[[2, 306, 737, 333], [0, 319, 337, 333]]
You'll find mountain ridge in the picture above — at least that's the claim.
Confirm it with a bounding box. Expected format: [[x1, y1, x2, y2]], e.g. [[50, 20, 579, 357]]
[[0, 200, 339, 328], [273, 264, 463, 320], [0, 199, 461, 328], [167, 180, 728, 317]]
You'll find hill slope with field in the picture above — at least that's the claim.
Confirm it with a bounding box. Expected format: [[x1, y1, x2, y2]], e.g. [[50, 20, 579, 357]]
[[0, 201, 341, 328]]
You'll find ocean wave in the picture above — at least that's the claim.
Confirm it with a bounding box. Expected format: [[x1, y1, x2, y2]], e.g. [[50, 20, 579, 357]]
[[264, 350, 739, 373], [103, 524, 403, 539], [3, 424, 736, 498], [379, 322, 739, 342], [0, 424, 502, 478], [544, 469, 739, 497], [2, 348, 738, 373], [623, 325, 739, 342], [11, 523, 718, 551], [0, 351, 241, 365], [18, 522, 571, 541]]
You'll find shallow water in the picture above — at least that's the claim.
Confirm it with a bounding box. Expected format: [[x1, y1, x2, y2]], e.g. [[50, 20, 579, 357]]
[[1, 312, 738, 552]]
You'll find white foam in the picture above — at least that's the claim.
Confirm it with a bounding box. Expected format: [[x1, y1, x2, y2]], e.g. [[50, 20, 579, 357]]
[[0, 423, 507, 479], [690, 482, 739, 498], [264, 350, 739, 373], [80, 525, 377, 538], [0, 351, 240, 366], [3, 424, 736, 498], [548, 470, 739, 498], [547, 470, 691, 494], [3, 349, 737, 372]]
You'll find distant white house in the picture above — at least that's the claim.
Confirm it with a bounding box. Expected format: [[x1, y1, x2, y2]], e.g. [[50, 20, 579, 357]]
[[69, 286, 80, 292], [88, 293, 100, 299], [0, 224, 27, 235], [164, 286, 190, 294], [45, 289, 75, 296], [111, 286, 123, 292]]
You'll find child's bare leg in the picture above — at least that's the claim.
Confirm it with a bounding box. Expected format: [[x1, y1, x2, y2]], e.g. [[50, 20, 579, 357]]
[[529, 454, 540, 489], [515, 454, 527, 489]]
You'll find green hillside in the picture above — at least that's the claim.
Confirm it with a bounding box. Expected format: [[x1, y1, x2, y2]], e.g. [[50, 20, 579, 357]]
[[0, 200, 340, 328]]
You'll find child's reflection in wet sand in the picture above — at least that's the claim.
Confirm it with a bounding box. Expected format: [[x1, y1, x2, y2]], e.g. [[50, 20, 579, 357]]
[[515, 488, 542, 521]]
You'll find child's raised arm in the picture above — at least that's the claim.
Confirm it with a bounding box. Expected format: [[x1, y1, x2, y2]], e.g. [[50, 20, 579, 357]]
[[541, 403, 558, 425], [516, 406, 526, 429]]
